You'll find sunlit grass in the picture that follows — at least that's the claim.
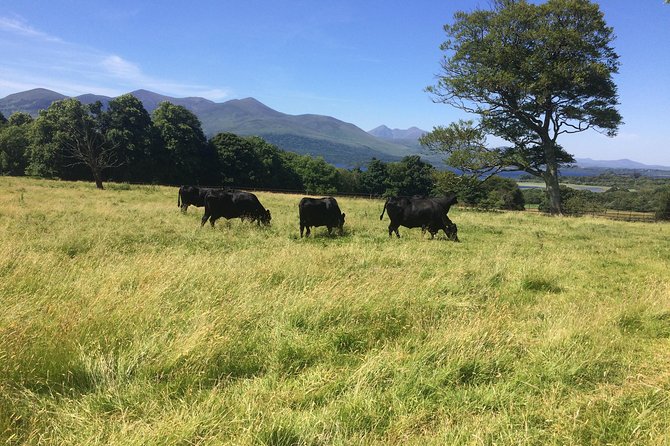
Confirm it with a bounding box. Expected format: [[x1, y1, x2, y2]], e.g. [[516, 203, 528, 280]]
[[1, 176, 669, 445]]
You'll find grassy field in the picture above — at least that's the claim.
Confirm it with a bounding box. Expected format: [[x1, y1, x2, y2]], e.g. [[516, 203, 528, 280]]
[[1, 177, 669, 445]]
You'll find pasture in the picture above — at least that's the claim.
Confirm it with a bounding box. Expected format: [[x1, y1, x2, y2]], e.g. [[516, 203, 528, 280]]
[[1, 177, 669, 445]]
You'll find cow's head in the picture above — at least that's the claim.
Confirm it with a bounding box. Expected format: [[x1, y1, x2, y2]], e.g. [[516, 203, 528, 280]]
[[338, 212, 346, 234], [260, 209, 272, 225]]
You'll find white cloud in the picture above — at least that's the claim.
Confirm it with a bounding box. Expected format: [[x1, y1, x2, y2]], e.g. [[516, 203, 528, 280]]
[[0, 16, 231, 102], [101, 55, 143, 80], [0, 16, 62, 42]]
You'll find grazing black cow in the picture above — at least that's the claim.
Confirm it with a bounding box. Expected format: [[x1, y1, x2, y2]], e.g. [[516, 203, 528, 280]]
[[298, 197, 345, 237], [379, 195, 459, 241], [201, 189, 271, 227], [178, 186, 228, 213]]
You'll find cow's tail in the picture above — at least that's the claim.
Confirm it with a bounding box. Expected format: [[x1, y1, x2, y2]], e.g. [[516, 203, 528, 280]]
[[379, 198, 389, 220]]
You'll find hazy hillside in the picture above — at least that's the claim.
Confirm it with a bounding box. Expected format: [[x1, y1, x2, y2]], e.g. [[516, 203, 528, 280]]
[[575, 158, 670, 171], [75, 93, 112, 108], [0, 88, 66, 116]]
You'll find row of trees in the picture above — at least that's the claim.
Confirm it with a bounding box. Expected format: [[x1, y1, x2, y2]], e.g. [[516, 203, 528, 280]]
[[0, 97, 526, 209], [0, 96, 339, 191]]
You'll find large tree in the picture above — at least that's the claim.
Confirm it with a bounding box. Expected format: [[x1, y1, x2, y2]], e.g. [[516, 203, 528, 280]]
[[103, 94, 158, 183], [422, 0, 622, 214], [152, 102, 215, 185], [29, 99, 120, 189]]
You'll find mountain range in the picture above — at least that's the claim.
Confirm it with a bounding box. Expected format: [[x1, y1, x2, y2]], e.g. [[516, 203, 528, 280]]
[[0, 88, 423, 166], [1, 88, 668, 171]]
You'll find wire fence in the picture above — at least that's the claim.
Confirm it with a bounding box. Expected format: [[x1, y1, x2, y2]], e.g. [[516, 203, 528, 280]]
[[523, 207, 659, 223], [237, 188, 665, 223], [172, 184, 666, 223]]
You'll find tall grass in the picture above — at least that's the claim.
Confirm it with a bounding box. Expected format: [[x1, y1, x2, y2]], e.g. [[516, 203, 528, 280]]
[[1, 177, 669, 445]]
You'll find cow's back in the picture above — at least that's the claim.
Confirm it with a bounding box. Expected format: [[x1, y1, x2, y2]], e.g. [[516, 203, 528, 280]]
[[299, 197, 340, 226], [232, 191, 263, 213], [386, 197, 441, 228]]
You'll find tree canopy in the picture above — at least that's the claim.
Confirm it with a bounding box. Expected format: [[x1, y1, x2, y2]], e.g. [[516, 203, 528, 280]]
[[423, 0, 622, 214]]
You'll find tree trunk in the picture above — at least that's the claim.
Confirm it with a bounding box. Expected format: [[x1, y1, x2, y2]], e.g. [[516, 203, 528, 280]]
[[92, 168, 104, 190], [544, 171, 562, 215], [542, 149, 562, 215]]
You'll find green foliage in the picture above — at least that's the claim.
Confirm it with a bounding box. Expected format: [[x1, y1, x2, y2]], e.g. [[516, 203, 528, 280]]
[[7, 111, 33, 127], [359, 158, 388, 196], [209, 133, 303, 189], [27, 99, 117, 187], [539, 186, 605, 214], [522, 187, 545, 206], [655, 187, 670, 220], [432, 169, 483, 205], [479, 176, 525, 210], [211, 132, 266, 186], [384, 155, 434, 196], [152, 102, 214, 184], [104, 94, 161, 183], [0, 122, 31, 175], [433, 171, 524, 210], [336, 167, 362, 194], [284, 153, 340, 194], [420, 120, 506, 179]]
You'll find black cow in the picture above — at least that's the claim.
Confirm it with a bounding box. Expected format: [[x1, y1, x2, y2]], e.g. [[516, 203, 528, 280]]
[[298, 197, 345, 237], [201, 189, 271, 227], [379, 195, 459, 241], [178, 186, 228, 213]]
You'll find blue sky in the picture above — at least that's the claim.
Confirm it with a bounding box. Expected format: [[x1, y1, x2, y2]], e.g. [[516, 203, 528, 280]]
[[1, 1, 669, 165]]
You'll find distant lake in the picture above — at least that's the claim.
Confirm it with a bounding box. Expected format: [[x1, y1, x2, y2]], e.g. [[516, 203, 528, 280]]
[[518, 183, 609, 193]]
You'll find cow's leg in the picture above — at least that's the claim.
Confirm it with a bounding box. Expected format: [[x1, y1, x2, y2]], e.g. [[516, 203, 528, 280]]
[[201, 209, 210, 227], [446, 223, 459, 242], [327, 226, 333, 235], [306, 226, 311, 237], [300, 224, 305, 238], [181, 204, 188, 213]]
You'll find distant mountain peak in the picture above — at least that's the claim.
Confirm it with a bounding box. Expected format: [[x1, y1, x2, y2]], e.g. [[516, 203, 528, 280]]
[[2, 88, 66, 101], [369, 125, 427, 141]]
